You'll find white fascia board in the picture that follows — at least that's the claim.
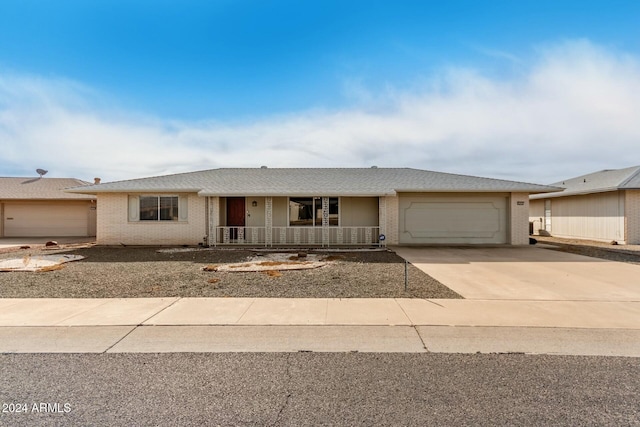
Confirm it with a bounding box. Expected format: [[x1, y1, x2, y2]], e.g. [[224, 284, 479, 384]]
[[72, 187, 202, 193], [394, 188, 560, 193], [197, 191, 394, 197], [64, 187, 98, 195], [2, 195, 96, 200], [530, 187, 618, 200]]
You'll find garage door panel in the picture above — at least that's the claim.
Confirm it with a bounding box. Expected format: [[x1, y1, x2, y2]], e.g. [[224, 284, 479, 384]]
[[405, 202, 503, 238], [4, 204, 89, 237], [400, 196, 508, 244]]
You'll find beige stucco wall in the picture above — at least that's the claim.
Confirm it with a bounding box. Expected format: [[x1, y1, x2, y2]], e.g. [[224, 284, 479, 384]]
[[216, 196, 380, 228], [246, 197, 265, 227], [97, 193, 206, 245], [544, 191, 625, 243], [218, 198, 227, 226], [625, 190, 640, 244], [509, 193, 530, 245], [272, 197, 288, 226], [529, 199, 545, 235], [340, 197, 379, 227]]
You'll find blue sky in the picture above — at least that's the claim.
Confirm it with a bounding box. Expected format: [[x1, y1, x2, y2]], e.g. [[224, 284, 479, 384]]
[[1, 1, 639, 183]]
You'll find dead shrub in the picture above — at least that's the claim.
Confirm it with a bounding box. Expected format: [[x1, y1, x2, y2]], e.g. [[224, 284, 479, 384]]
[[208, 278, 220, 284], [38, 264, 65, 272], [230, 264, 251, 268], [202, 265, 219, 272], [264, 270, 282, 277], [259, 261, 309, 267]]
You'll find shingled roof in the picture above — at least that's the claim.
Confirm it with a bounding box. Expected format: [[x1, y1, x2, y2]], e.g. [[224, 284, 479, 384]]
[[530, 166, 640, 199], [0, 177, 96, 200], [66, 168, 559, 197]]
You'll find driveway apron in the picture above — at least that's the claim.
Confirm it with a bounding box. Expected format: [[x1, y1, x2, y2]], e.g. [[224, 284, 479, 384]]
[[391, 246, 640, 301]]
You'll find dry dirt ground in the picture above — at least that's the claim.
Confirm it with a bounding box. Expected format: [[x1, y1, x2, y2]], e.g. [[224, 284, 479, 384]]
[[0, 245, 462, 299], [536, 236, 640, 265]]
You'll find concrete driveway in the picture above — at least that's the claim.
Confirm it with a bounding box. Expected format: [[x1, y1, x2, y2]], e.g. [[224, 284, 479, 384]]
[[392, 246, 640, 301]]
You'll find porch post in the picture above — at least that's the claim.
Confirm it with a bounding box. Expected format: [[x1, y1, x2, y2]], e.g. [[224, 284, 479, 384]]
[[265, 196, 273, 247], [378, 196, 386, 246], [209, 196, 219, 246], [322, 197, 329, 247]]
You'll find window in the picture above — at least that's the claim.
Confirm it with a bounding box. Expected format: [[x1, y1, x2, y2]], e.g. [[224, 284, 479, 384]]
[[289, 197, 338, 226], [140, 196, 179, 221], [328, 197, 339, 226]]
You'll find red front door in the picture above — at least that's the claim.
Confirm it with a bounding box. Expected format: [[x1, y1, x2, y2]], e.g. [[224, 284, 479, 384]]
[[226, 198, 245, 239]]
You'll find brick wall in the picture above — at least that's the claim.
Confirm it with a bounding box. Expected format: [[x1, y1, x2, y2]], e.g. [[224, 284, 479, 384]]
[[381, 195, 399, 245], [97, 193, 207, 245], [510, 192, 530, 245], [625, 190, 640, 245]]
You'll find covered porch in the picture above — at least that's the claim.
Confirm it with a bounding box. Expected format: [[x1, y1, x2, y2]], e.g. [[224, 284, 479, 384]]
[[207, 196, 384, 247]]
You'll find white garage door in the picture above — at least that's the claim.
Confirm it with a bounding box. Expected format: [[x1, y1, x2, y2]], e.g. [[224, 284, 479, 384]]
[[3, 203, 89, 237], [399, 194, 508, 244]]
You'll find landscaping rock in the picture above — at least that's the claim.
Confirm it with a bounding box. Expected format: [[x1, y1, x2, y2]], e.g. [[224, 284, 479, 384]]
[[0, 246, 462, 299]]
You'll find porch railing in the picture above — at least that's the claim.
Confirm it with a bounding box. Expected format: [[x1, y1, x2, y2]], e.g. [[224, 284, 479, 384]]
[[214, 226, 381, 247]]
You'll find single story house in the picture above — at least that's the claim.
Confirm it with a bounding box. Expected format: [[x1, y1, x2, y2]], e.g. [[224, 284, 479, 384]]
[[67, 167, 559, 247], [530, 166, 640, 244], [0, 177, 97, 237]]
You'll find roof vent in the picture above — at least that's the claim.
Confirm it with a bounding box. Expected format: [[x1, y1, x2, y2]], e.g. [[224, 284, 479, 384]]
[[260, 165, 268, 169]]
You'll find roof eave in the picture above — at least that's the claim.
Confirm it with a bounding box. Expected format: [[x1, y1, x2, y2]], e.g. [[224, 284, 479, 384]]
[[616, 167, 640, 188], [64, 188, 99, 195], [65, 187, 203, 195], [198, 191, 396, 197], [530, 187, 619, 200], [395, 187, 561, 193], [0, 196, 96, 200]]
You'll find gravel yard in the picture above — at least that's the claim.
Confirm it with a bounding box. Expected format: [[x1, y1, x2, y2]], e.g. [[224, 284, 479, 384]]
[[0, 245, 461, 299], [3, 237, 638, 299], [536, 236, 640, 265]]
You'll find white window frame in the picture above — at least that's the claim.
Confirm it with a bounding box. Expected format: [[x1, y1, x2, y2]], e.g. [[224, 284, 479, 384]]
[[288, 196, 339, 227], [128, 194, 188, 222]]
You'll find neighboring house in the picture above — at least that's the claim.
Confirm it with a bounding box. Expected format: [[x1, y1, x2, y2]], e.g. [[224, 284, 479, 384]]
[[67, 167, 558, 247], [0, 177, 97, 237], [530, 166, 640, 244]]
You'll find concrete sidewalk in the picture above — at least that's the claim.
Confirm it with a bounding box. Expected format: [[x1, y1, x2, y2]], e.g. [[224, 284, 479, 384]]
[[1, 297, 639, 356]]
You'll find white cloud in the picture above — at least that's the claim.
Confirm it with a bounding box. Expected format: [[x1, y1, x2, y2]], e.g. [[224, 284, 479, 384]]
[[1, 39, 639, 184]]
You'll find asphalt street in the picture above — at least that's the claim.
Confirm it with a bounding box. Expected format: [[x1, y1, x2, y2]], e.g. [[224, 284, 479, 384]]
[[1, 353, 638, 426]]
